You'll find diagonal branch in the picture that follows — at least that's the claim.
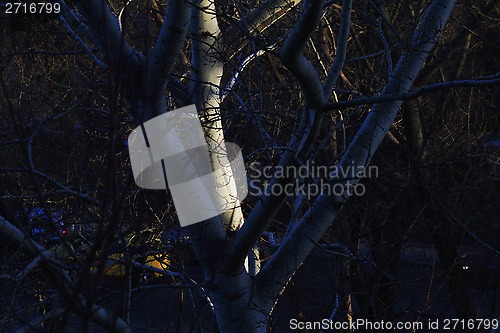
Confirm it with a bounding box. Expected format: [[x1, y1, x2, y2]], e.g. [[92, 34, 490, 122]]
[[0, 216, 132, 333], [58, 3, 108, 69], [323, 72, 500, 111], [146, 0, 191, 117], [58, 0, 97, 45], [255, 194, 340, 311], [70, 0, 141, 70], [223, 0, 301, 58], [255, 0, 457, 309], [239, 0, 301, 36], [323, 0, 352, 99], [280, 0, 326, 108], [223, 0, 327, 272], [0, 167, 101, 206]]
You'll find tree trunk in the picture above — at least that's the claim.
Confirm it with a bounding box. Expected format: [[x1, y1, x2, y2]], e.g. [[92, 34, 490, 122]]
[[211, 271, 266, 333]]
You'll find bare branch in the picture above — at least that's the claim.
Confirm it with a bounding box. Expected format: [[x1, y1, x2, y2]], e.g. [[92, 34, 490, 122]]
[[238, 0, 301, 36], [256, 0, 458, 307], [225, 0, 334, 265], [223, 2, 334, 268], [15, 308, 66, 333], [58, 0, 97, 45], [221, 44, 277, 102], [0, 167, 101, 206], [323, 72, 500, 111], [146, 0, 191, 117], [15, 255, 42, 282], [323, 0, 352, 99], [58, 9, 108, 69], [0, 216, 132, 333], [255, 194, 340, 310], [70, 0, 141, 70], [280, 0, 326, 108], [223, 0, 301, 57]]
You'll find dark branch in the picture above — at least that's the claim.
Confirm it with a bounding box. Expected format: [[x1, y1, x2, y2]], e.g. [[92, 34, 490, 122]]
[[323, 73, 500, 112]]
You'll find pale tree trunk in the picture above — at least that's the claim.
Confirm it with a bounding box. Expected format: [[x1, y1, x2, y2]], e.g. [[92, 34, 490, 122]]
[[209, 271, 267, 333], [189, 0, 245, 231], [187, 1, 263, 330]]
